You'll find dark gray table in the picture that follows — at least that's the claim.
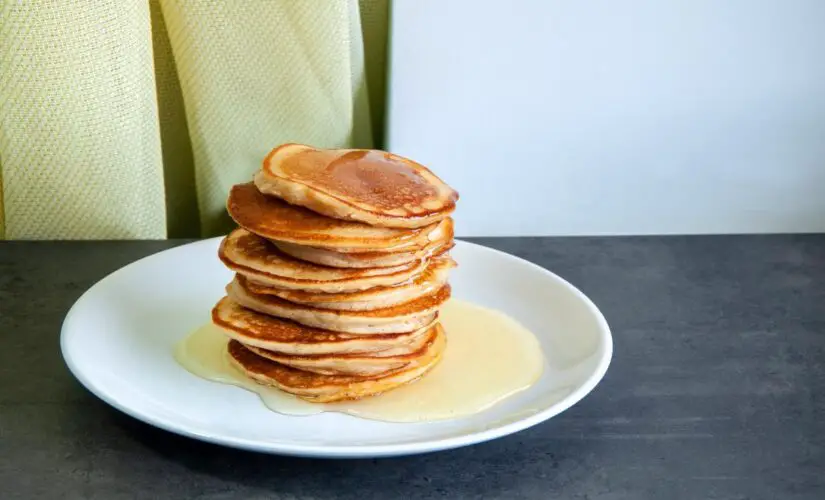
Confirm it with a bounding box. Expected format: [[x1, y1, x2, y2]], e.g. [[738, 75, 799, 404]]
[[1, 236, 823, 499]]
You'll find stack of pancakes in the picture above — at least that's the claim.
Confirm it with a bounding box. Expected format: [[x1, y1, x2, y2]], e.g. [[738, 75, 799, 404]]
[[211, 143, 459, 403]]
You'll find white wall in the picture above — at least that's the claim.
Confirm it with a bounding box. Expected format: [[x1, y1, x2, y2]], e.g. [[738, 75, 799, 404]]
[[386, 0, 825, 236]]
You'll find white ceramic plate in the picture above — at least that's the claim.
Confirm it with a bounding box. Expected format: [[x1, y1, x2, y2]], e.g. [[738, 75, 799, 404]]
[[61, 238, 612, 458]]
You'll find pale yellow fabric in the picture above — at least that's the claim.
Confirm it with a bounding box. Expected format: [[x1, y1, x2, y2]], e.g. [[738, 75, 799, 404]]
[[0, 0, 388, 239], [358, 0, 389, 147], [1, 0, 167, 239], [149, 0, 200, 238]]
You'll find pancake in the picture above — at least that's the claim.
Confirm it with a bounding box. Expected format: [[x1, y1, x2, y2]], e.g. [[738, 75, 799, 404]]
[[254, 143, 458, 229], [243, 323, 442, 376], [227, 275, 450, 334], [227, 182, 438, 250], [227, 324, 446, 402], [273, 217, 455, 268], [245, 255, 456, 311], [212, 297, 434, 355], [219, 228, 427, 292]]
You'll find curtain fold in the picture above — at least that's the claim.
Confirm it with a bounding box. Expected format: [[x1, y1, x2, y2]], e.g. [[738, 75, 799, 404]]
[[149, 0, 200, 238], [0, 0, 388, 239], [0, 0, 167, 239]]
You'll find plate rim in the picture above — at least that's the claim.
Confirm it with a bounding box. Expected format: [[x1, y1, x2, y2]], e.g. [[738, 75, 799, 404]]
[[60, 237, 613, 458]]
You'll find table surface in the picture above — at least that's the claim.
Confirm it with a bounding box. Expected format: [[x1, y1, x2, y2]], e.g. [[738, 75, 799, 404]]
[[1, 235, 823, 499]]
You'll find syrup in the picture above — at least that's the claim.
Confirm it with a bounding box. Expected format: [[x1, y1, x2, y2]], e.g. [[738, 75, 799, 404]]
[[174, 299, 545, 423]]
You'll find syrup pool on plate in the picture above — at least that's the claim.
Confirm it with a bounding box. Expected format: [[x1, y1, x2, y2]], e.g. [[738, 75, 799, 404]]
[[174, 299, 546, 423]]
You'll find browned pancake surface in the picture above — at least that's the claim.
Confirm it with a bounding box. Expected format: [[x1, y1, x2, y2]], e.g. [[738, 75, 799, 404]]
[[213, 296, 357, 344], [270, 147, 456, 216], [234, 275, 451, 319], [228, 340, 398, 388], [227, 324, 444, 390], [212, 297, 434, 354], [227, 182, 431, 248], [218, 228, 420, 283], [246, 324, 439, 363], [245, 254, 454, 303], [272, 218, 454, 268]]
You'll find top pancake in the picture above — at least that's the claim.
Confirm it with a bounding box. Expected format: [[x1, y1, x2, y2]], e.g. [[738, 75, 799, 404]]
[[227, 182, 435, 251], [254, 143, 458, 229]]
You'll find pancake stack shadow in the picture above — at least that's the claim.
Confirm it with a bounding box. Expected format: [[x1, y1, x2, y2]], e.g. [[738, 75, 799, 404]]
[[211, 144, 459, 403]]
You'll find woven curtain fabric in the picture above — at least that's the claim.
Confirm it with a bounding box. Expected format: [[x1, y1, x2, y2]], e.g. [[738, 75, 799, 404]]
[[0, 1, 166, 239], [0, 0, 387, 239]]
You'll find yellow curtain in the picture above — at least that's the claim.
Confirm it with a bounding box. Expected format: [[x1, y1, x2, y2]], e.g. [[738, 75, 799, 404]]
[[0, 0, 388, 239]]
